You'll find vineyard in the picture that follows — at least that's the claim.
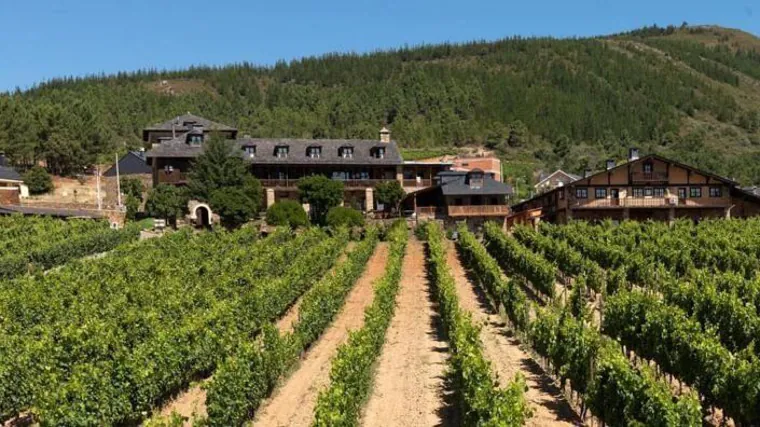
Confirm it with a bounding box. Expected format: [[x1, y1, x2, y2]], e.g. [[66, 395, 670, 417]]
[[1, 216, 760, 426]]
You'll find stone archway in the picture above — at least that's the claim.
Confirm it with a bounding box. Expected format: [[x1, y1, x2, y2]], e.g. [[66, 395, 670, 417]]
[[195, 205, 210, 227], [187, 200, 213, 227]]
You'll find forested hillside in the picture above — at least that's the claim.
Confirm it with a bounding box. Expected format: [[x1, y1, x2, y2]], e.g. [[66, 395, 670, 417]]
[[2, 24, 760, 188]]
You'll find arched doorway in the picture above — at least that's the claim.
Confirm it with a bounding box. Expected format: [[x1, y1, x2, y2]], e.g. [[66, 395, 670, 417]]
[[195, 205, 210, 228]]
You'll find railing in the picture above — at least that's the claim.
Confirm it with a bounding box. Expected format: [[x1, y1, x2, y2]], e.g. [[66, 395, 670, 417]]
[[630, 171, 668, 182], [260, 178, 391, 188], [572, 197, 730, 209], [448, 205, 510, 217], [416, 206, 445, 218], [158, 171, 188, 184], [403, 179, 433, 188]]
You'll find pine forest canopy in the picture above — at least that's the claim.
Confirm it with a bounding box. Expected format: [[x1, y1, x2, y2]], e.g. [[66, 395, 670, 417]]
[[1, 24, 760, 185]]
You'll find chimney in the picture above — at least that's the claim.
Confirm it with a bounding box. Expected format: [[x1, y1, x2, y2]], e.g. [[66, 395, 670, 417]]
[[629, 148, 640, 161], [584, 168, 592, 178], [606, 159, 616, 170], [380, 126, 391, 143]]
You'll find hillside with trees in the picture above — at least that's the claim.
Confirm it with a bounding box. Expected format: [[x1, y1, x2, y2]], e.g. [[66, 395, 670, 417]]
[[2, 24, 760, 190]]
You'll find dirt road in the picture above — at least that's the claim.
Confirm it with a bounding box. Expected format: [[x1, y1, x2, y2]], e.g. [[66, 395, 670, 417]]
[[254, 243, 390, 427], [361, 237, 452, 427], [446, 241, 582, 427]]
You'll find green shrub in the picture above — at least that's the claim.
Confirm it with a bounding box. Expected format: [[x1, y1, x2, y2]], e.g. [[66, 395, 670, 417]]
[[326, 206, 364, 228], [24, 166, 54, 195], [266, 201, 309, 228]]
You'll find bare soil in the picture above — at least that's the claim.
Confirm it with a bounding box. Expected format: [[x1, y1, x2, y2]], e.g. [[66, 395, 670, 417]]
[[252, 242, 390, 427], [446, 241, 582, 427], [361, 237, 452, 427], [147, 242, 359, 426]]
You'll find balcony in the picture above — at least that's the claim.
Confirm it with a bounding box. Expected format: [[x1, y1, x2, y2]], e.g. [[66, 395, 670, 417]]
[[403, 179, 433, 189], [448, 205, 510, 217], [415, 206, 446, 219], [259, 178, 390, 189], [630, 171, 668, 183], [158, 171, 189, 184], [572, 197, 730, 209]]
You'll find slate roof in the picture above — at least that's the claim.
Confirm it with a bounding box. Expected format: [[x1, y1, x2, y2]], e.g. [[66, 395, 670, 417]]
[[439, 171, 513, 196], [0, 165, 23, 182], [142, 113, 238, 140], [103, 151, 152, 177], [144, 113, 238, 132], [146, 136, 404, 166]]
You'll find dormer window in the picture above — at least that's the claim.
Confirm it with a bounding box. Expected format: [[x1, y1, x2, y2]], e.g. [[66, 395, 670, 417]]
[[275, 146, 289, 159], [308, 146, 322, 159], [187, 134, 203, 146], [371, 147, 386, 159], [339, 146, 354, 159], [467, 171, 484, 189], [243, 145, 256, 158]]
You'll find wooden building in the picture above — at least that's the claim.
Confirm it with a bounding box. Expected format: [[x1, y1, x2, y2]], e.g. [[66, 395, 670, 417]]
[[404, 170, 513, 226], [0, 157, 24, 205], [511, 150, 760, 225]]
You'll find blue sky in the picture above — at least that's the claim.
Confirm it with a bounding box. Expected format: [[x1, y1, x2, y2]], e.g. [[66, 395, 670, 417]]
[[0, 0, 757, 92]]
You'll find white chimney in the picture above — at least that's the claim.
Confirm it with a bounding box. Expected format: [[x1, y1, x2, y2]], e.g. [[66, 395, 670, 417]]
[[629, 148, 640, 161], [606, 159, 616, 170], [380, 126, 391, 143]]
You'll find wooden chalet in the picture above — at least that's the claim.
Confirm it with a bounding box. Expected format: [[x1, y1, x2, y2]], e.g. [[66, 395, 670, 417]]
[[510, 149, 760, 226]]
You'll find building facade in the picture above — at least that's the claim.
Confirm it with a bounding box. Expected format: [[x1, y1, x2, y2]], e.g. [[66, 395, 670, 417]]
[[511, 151, 760, 225], [0, 156, 25, 205], [404, 169, 513, 227]]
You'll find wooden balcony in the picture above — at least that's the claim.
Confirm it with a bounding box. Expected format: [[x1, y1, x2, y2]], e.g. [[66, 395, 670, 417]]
[[157, 171, 189, 184], [448, 205, 510, 217], [259, 178, 390, 189], [630, 171, 668, 183], [572, 197, 730, 209]]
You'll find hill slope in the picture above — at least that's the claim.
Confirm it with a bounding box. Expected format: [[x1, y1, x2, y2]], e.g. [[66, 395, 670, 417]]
[[1, 24, 760, 188]]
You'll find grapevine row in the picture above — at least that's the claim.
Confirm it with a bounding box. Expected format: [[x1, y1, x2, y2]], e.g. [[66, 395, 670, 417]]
[[462, 225, 702, 426], [205, 227, 380, 426], [312, 221, 408, 427], [424, 222, 531, 426]]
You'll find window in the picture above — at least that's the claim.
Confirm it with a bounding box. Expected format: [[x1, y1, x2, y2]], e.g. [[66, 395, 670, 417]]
[[559, 190, 565, 200], [340, 146, 354, 159], [690, 187, 702, 198], [632, 188, 644, 198], [371, 147, 386, 159], [644, 187, 653, 197], [275, 146, 289, 158], [643, 162, 653, 174], [188, 134, 203, 145], [575, 188, 588, 199], [308, 146, 322, 159], [709, 186, 722, 198], [678, 188, 687, 199], [595, 188, 607, 199], [653, 187, 665, 197], [243, 145, 256, 157]]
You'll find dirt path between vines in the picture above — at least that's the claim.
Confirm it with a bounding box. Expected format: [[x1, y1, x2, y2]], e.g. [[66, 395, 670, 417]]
[[253, 242, 389, 427], [361, 237, 452, 427], [446, 241, 582, 427], [148, 242, 357, 426]]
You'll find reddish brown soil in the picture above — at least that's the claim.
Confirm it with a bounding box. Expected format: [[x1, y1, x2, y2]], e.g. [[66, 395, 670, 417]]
[[253, 243, 390, 427], [361, 237, 451, 427], [446, 241, 582, 427]]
